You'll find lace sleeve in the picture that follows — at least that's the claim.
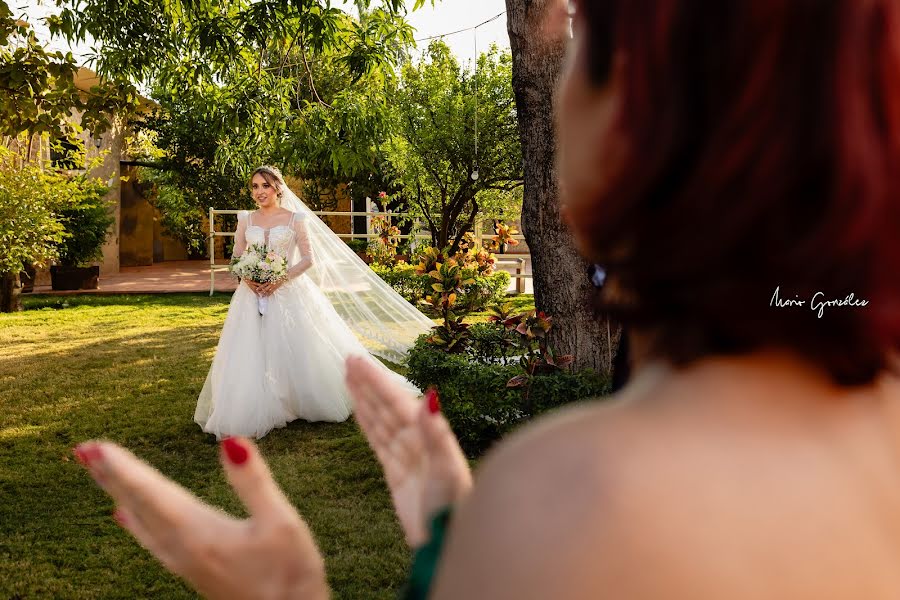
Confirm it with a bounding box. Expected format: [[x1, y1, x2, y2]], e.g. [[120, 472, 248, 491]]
[[287, 215, 314, 279], [232, 213, 248, 258]]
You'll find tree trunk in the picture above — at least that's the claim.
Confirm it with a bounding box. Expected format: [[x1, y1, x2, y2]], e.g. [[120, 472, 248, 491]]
[[505, 0, 615, 376], [0, 273, 23, 313]]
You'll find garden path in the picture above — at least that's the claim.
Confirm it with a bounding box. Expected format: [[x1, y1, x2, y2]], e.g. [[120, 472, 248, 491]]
[[30, 259, 533, 295]]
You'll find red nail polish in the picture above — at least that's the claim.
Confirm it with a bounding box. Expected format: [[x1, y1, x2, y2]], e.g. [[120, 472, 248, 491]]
[[222, 437, 249, 465], [113, 509, 128, 527], [74, 444, 103, 466], [73, 446, 88, 466], [426, 388, 440, 414]]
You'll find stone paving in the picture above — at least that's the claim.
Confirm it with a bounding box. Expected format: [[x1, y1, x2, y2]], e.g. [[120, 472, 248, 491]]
[[29, 258, 533, 295], [30, 261, 237, 295]]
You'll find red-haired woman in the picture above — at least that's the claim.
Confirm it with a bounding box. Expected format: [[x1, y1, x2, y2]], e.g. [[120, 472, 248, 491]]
[[76, 0, 900, 597]]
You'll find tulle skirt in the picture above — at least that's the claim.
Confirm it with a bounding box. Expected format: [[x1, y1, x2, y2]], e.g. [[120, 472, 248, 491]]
[[195, 277, 418, 439]]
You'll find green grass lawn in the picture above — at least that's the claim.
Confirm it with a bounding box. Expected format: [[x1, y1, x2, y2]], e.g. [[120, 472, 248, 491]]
[[0, 292, 535, 599], [0, 294, 397, 598]]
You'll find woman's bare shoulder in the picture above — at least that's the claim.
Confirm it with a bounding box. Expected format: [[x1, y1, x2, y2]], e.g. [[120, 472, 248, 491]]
[[430, 397, 660, 598], [431, 362, 900, 598]]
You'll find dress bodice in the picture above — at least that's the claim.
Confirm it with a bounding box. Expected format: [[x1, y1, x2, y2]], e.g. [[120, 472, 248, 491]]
[[245, 224, 295, 258]]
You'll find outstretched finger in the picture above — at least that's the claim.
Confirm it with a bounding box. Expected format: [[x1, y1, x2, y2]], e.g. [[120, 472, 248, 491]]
[[75, 441, 198, 531], [418, 389, 458, 455], [345, 356, 416, 428], [416, 390, 474, 518], [112, 506, 183, 572], [220, 437, 295, 521]]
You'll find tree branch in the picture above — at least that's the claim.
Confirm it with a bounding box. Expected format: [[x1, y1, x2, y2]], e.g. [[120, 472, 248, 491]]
[[299, 35, 332, 109]]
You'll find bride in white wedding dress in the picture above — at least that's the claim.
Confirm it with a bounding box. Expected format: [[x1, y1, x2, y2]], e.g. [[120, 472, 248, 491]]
[[194, 166, 434, 439]]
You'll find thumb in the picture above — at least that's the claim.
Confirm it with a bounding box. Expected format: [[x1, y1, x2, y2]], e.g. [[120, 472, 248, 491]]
[[220, 437, 293, 520]]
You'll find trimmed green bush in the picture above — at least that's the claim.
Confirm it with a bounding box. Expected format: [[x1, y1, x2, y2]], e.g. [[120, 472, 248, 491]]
[[407, 330, 609, 456], [461, 270, 510, 311], [370, 262, 427, 303], [345, 238, 368, 253], [371, 263, 510, 312]]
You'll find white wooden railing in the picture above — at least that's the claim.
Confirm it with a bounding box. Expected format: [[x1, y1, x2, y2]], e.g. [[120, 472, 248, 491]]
[[208, 207, 529, 295]]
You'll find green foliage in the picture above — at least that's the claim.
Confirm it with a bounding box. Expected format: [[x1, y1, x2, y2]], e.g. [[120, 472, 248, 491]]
[[0, 6, 137, 140], [406, 334, 609, 456], [385, 41, 523, 252], [0, 153, 64, 276], [53, 0, 420, 220], [136, 166, 217, 255], [54, 179, 113, 267], [458, 270, 509, 312], [411, 298, 602, 456], [0, 147, 110, 275], [412, 242, 508, 313], [370, 261, 508, 313], [345, 238, 368, 253], [412, 245, 444, 276], [99, 3, 426, 250], [425, 313, 471, 354], [467, 320, 521, 364], [370, 261, 425, 302], [420, 257, 473, 315], [49, 1, 419, 89]]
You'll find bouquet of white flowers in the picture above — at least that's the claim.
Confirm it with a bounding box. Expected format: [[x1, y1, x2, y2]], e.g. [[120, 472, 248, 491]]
[[230, 243, 288, 315]]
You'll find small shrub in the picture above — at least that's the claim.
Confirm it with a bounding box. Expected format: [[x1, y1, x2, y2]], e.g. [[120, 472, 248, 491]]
[[412, 241, 508, 313], [407, 336, 609, 456], [467, 322, 520, 365], [459, 270, 509, 312], [345, 238, 368, 253], [56, 183, 114, 266], [370, 262, 427, 304], [372, 263, 509, 312]]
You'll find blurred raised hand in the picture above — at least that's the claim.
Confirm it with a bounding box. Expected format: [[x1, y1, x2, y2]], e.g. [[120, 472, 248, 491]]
[[346, 355, 473, 548], [74, 437, 328, 600]]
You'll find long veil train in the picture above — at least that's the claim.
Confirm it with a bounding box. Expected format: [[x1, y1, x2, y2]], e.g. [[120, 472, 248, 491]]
[[277, 182, 434, 364]]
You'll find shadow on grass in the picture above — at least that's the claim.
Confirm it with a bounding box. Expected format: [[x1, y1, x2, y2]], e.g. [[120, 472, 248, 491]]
[[21, 292, 234, 311]]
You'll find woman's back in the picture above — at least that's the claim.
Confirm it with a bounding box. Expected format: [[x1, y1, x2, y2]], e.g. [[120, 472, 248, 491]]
[[432, 352, 900, 599]]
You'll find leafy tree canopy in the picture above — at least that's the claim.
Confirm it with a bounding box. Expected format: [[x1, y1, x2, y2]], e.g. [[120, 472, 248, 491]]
[[48, 0, 429, 177], [1, 1, 138, 140], [385, 41, 523, 252]]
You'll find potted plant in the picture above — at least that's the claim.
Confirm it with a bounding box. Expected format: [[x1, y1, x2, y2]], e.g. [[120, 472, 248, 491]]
[[51, 183, 113, 291], [0, 147, 73, 311]]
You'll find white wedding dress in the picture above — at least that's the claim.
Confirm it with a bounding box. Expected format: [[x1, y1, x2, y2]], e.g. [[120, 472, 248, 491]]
[[194, 210, 422, 440]]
